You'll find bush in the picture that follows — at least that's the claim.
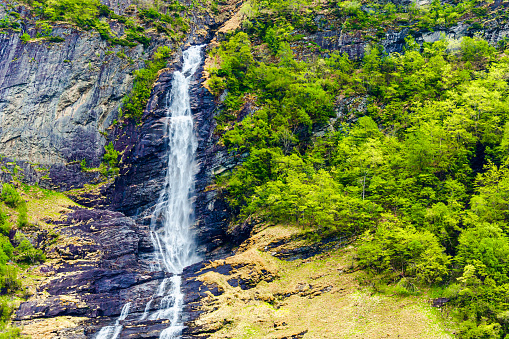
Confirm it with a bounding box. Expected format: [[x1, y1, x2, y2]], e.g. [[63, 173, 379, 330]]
[[101, 142, 119, 176], [80, 159, 89, 172], [43, 0, 100, 26], [16, 203, 28, 229], [1, 184, 22, 209], [121, 46, 171, 119], [48, 35, 65, 42], [0, 265, 21, 295], [458, 320, 501, 339], [455, 223, 509, 283], [0, 236, 13, 265], [0, 298, 13, 323], [460, 36, 494, 62], [139, 7, 161, 20], [0, 327, 23, 338], [20, 32, 30, 42], [0, 212, 10, 236], [357, 215, 450, 284], [14, 237, 45, 264]]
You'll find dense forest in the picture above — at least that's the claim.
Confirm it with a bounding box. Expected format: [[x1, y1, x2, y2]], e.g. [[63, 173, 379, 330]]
[[205, 0, 509, 338]]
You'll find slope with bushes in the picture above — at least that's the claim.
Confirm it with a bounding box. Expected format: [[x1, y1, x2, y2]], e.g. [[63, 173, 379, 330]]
[[0, 180, 78, 338], [204, 0, 509, 337]]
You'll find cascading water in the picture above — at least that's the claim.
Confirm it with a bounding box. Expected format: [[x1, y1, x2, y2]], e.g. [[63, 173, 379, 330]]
[[94, 45, 204, 339], [95, 303, 131, 339], [146, 44, 204, 338]]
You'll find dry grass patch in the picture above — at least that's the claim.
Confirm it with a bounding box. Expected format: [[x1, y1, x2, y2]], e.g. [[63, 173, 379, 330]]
[[190, 225, 454, 339], [20, 316, 88, 339], [23, 186, 79, 227]]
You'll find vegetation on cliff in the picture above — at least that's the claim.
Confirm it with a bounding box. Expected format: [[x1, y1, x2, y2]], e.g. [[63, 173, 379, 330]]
[[207, 0, 509, 337], [0, 181, 63, 338], [121, 46, 173, 119], [1, 0, 191, 45]]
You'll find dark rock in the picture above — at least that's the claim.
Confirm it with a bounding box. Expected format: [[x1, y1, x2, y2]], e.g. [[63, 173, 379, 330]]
[[103, 49, 234, 260], [265, 235, 352, 261], [14, 208, 164, 336], [432, 298, 450, 308]]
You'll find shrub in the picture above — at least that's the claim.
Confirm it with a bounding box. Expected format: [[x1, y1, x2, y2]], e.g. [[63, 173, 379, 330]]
[[455, 223, 509, 283], [48, 35, 65, 42], [340, 0, 361, 16], [460, 36, 494, 62], [14, 238, 45, 264], [43, 0, 100, 26], [0, 326, 23, 339], [16, 203, 28, 229], [116, 51, 127, 59], [101, 142, 119, 176], [0, 212, 10, 236], [357, 215, 450, 284], [80, 159, 92, 172], [139, 7, 161, 20], [20, 32, 30, 42], [0, 265, 21, 294], [1, 184, 22, 209], [121, 46, 172, 119]]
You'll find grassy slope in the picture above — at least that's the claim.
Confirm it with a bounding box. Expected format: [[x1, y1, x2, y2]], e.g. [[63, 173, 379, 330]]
[[0, 183, 81, 337], [191, 225, 454, 338]]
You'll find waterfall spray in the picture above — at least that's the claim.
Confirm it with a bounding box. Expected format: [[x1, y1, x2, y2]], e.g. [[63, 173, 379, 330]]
[[147, 44, 204, 338]]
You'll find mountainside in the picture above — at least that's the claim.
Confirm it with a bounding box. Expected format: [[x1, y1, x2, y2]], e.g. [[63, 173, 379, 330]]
[[1, 0, 509, 338]]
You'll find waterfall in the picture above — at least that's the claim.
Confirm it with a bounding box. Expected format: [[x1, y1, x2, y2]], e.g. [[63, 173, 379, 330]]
[[94, 45, 204, 339], [146, 44, 204, 338]]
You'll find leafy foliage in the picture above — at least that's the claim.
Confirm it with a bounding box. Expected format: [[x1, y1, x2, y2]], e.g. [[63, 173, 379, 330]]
[[13, 235, 45, 265], [100, 142, 120, 176], [17, 0, 190, 46], [358, 214, 450, 284], [1, 184, 22, 209], [121, 46, 172, 119], [209, 16, 509, 335]]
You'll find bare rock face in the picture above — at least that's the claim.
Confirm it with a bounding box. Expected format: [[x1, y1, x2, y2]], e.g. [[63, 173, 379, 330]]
[[14, 209, 170, 338], [0, 0, 177, 190], [0, 29, 134, 164]]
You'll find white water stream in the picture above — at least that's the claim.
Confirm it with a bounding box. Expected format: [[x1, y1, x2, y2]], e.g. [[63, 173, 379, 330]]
[[95, 45, 204, 339], [95, 303, 131, 339]]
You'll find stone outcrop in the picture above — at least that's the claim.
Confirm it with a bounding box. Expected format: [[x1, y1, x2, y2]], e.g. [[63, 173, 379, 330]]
[[14, 208, 168, 338]]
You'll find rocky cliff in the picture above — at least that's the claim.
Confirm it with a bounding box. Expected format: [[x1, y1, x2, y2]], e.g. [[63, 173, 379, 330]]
[[0, 0, 240, 336]]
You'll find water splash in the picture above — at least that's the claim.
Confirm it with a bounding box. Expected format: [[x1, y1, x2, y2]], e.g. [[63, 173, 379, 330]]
[[95, 303, 131, 339]]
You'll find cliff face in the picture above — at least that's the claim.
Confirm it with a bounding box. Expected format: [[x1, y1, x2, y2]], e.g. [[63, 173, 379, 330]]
[[104, 48, 232, 258], [0, 0, 240, 336], [0, 5, 171, 189]]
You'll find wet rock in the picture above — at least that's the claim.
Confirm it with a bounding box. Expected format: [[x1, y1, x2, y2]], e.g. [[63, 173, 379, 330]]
[[105, 50, 234, 259], [14, 208, 163, 336]]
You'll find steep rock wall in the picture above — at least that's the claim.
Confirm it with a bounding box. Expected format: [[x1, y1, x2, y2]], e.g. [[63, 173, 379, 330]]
[[8, 2, 242, 337], [0, 24, 168, 190]]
